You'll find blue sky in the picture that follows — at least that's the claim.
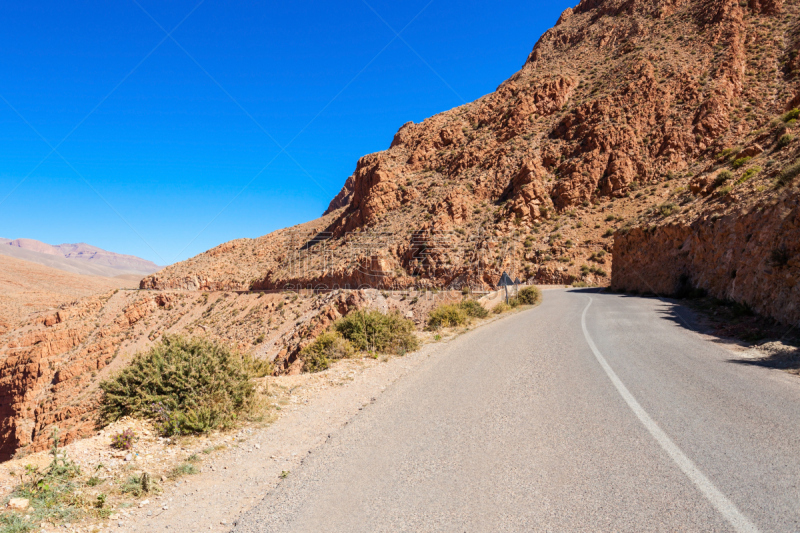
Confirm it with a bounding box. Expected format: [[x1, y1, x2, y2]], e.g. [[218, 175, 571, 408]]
[[0, 0, 574, 265]]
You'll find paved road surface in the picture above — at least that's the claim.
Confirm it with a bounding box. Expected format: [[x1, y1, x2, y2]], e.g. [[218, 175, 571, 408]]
[[234, 289, 800, 532]]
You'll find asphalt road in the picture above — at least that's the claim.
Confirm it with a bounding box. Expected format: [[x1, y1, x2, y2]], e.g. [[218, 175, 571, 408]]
[[234, 289, 800, 532]]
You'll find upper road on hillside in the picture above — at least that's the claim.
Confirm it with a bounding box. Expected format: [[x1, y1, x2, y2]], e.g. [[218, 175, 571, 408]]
[[235, 289, 800, 532]]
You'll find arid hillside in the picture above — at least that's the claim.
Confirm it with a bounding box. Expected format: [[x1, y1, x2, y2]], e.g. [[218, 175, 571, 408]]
[[143, 0, 799, 302], [0, 237, 162, 277], [0, 254, 137, 334]]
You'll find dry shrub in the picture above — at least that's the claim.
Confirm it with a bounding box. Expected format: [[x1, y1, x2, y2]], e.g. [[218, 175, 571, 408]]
[[100, 336, 270, 436], [334, 310, 418, 355], [301, 331, 355, 373]]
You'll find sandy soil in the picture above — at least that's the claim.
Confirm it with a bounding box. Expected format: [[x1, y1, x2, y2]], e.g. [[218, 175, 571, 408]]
[[0, 254, 138, 333]]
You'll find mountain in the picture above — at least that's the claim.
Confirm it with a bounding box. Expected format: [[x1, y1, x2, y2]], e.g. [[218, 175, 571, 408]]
[[2, 0, 800, 460], [0, 254, 137, 335], [142, 0, 799, 325], [0, 238, 162, 277]]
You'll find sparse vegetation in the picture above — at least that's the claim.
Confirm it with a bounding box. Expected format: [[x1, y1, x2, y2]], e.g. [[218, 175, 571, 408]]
[[738, 167, 761, 184], [334, 310, 418, 355], [110, 429, 135, 450], [100, 336, 270, 436], [776, 158, 800, 187], [731, 156, 752, 169], [659, 202, 677, 217], [516, 286, 542, 305], [300, 331, 355, 372], [782, 108, 800, 123], [492, 302, 511, 314], [715, 170, 733, 186], [2, 433, 89, 530], [427, 299, 491, 330], [169, 462, 199, 479], [777, 133, 794, 149]]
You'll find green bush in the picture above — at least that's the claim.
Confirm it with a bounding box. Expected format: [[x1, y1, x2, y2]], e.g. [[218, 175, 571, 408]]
[[458, 299, 489, 319], [731, 157, 752, 169], [100, 336, 270, 436], [659, 203, 677, 217], [427, 300, 490, 330], [516, 286, 542, 305], [492, 302, 511, 314], [427, 304, 469, 330], [334, 310, 418, 355], [300, 331, 355, 372], [777, 134, 794, 149], [776, 158, 800, 187], [782, 108, 799, 122], [738, 167, 761, 184], [715, 170, 733, 186]]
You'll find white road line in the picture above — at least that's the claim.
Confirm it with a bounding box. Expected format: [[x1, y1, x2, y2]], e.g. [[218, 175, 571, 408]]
[[581, 296, 760, 533]]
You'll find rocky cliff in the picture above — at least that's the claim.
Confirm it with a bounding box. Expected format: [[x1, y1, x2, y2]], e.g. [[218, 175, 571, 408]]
[[142, 0, 799, 300]]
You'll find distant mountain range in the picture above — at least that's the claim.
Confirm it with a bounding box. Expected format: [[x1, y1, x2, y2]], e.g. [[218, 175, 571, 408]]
[[0, 238, 162, 278]]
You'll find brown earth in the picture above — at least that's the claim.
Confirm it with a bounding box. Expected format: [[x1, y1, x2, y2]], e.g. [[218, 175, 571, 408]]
[[0, 254, 138, 334], [4, 0, 800, 462], [0, 284, 462, 461]]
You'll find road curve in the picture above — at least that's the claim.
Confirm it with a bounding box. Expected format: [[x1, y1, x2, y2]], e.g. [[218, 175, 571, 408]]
[[234, 289, 800, 532]]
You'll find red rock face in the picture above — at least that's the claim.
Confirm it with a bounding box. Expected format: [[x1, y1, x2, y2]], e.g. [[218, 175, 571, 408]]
[[612, 193, 800, 325], [140, 0, 800, 296]]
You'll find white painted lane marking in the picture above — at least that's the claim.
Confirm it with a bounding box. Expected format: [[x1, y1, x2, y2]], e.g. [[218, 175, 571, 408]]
[[581, 297, 760, 533]]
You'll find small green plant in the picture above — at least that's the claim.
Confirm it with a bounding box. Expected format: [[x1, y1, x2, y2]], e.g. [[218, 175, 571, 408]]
[[169, 462, 199, 479], [737, 167, 761, 184], [94, 493, 107, 509], [777, 134, 794, 149], [120, 474, 151, 497], [5, 431, 84, 529], [659, 203, 677, 217], [516, 286, 542, 305], [782, 108, 800, 123], [0, 514, 34, 533], [603, 228, 614, 238], [716, 147, 737, 160], [100, 336, 270, 436], [492, 302, 511, 314], [86, 476, 103, 487], [457, 299, 489, 319], [280, 471, 290, 479], [300, 331, 355, 373], [111, 429, 135, 450], [731, 157, 752, 169], [427, 304, 468, 329], [716, 185, 732, 196], [776, 158, 800, 187], [334, 310, 418, 355], [715, 170, 733, 186]]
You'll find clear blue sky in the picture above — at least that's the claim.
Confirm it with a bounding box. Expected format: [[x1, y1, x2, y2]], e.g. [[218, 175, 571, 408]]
[[0, 0, 573, 266]]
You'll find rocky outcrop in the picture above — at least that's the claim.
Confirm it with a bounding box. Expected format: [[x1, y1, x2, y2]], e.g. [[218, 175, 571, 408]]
[[143, 0, 800, 294], [613, 188, 800, 326]]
